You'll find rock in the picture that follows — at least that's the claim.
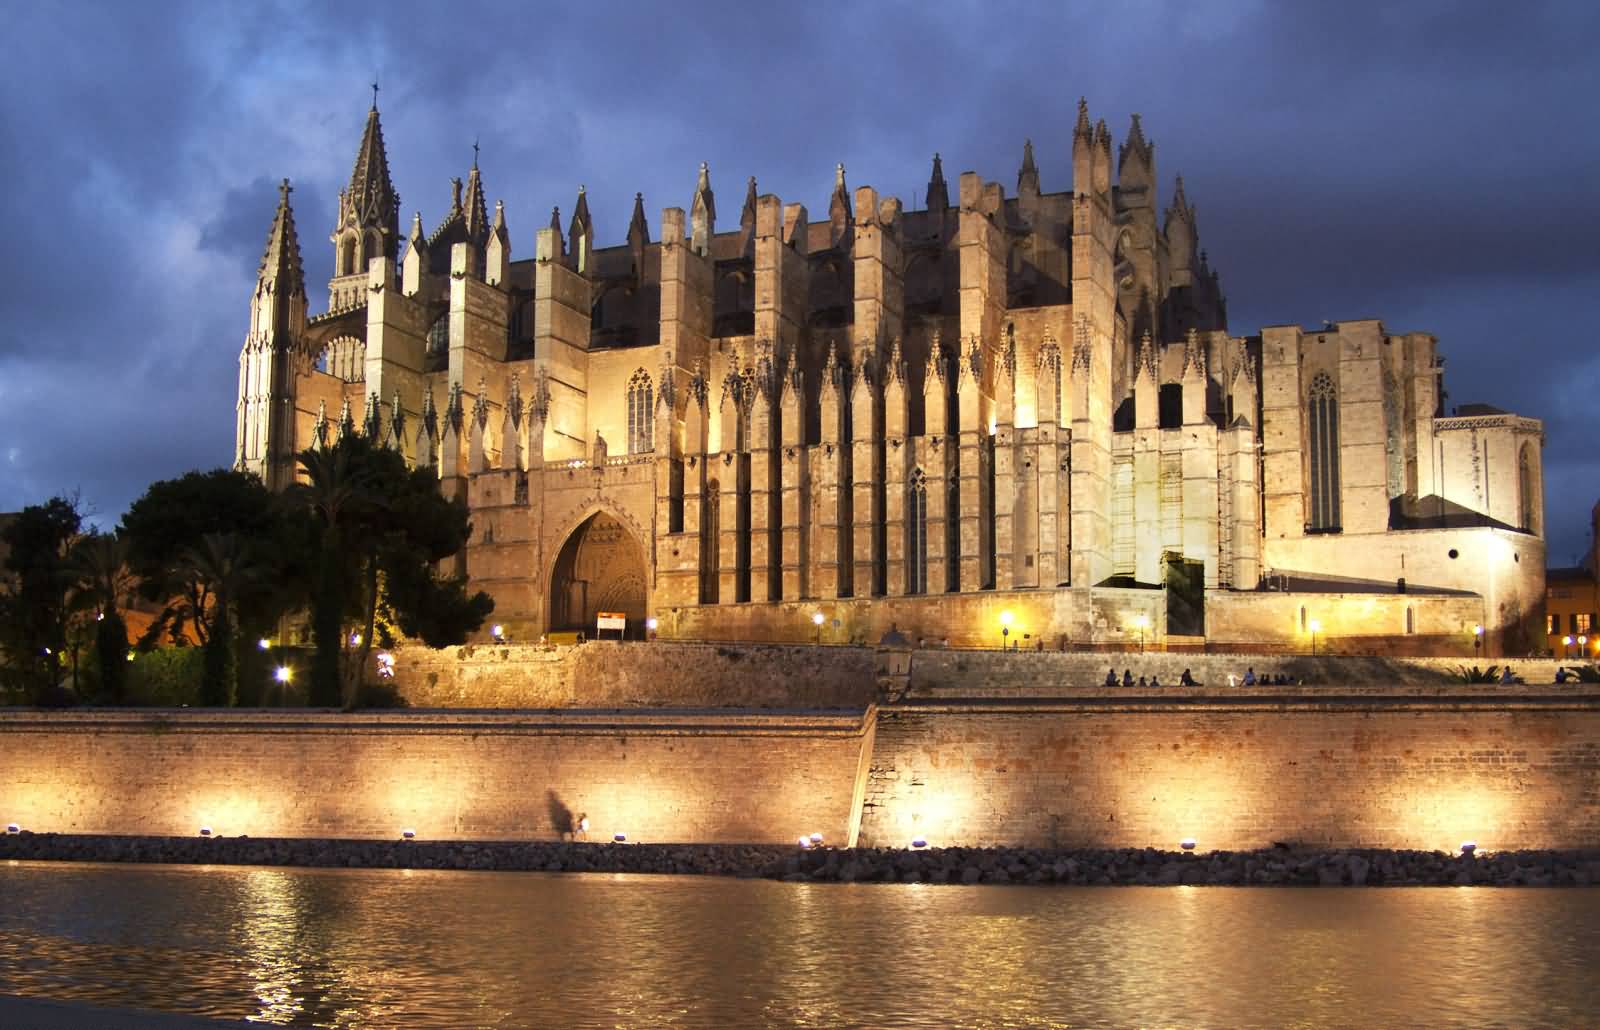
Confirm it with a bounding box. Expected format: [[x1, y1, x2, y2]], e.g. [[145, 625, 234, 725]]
[[961, 865, 982, 884], [1348, 855, 1370, 886]]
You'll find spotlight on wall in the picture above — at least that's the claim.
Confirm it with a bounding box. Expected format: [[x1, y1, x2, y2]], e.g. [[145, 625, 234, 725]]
[[258, 638, 272, 651], [911, 837, 928, 849], [613, 833, 627, 843], [274, 666, 292, 684], [1460, 841, 1477, 856], [401, 828, 416, 840], [578, 817, 590, 833], [1180, 838, 1197, 852], [491, 624, 504, 641], [198, 826, 213, 837], [798, 835, 812, 848]]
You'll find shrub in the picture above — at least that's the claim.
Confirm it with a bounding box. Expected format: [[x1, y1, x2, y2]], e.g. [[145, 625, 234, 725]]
[[126, 647, 204, 707], [1453, 665, 1500, 684], [354, 681, 409, 709]]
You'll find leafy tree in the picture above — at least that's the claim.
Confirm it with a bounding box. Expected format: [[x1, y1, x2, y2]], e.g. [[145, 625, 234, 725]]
[[120, 468, 314, 653], [292, 436, 493, 708], [0, 497, 83, 702], [177, 532, 266, 707]]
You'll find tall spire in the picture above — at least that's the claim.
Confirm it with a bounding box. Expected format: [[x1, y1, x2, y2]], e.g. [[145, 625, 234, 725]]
[[548, 204, 565, 258], [1018, 138, 1039, 195], [927, 153, 948, 213], [345, 102, 399, 236], [464, 158, 489, 241], [258, 179, 305, 295], [568, 185, 592, 245], [740, 175, 758, 227], [1074, 97, 1092, 143], [830, 163, 851, 219]]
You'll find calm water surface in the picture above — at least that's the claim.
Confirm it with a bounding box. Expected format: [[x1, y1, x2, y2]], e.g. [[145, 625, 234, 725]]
[[0, 861, 1595, 1028]]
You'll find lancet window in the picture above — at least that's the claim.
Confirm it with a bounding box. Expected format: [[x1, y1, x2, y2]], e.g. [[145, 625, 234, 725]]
[[627, 369, 653, 454], [908, 469, 929, 594], [1307, 372, 1341, 532]]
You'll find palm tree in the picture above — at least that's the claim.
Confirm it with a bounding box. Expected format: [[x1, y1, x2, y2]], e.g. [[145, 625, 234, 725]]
[[68, 532, 135, 702], [177, 532, 263, 707], [290, 441, 382, 708]]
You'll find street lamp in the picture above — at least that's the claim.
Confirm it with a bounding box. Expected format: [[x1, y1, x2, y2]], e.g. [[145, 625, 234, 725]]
[[1134, 614, 1150, 653], [1473, 624, 1483, 660], [1581, 635, 1590, 661], [1308, 618, 1322, 656], [1000, 610, 1014, 649], [1563, 635, 1573, 660]]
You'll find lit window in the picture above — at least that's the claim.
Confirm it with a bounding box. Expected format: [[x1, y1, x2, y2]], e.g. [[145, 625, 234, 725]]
[[908, 469, 929, 594], [1578, 613, 1594, 634], [627, 369, 653, 454], [1306, 372, 1341, 532]]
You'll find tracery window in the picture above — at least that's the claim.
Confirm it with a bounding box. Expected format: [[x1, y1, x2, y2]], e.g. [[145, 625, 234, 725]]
[[908, 469, 929, 594], [1307, 372, 1341, 532], [427, 314, 448, 356], [627, 369, 653, 454]]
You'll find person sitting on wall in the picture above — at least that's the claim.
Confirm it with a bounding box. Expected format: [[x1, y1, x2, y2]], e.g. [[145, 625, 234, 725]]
[[1122, 669, 1135, 687], [1149, 674, 1161, 687], [1499, 665, 1515, 685], [1180, 668, 1198, 687], [1105, 668, 1119, 687], [1243, 667, 1257, 686], [1137, 675, 1148, 688], [1555, 666, 1569, 684]]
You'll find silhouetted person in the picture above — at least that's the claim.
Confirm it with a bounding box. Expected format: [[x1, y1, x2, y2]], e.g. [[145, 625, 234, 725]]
[[1150, 674, 1161, 688], [1105, 668, 1118, 687], [1122, 669, 1134, 687], [1555, 667, 1569, 684], [1180, 668, 1197, 687], [1499, 665, 1514, 685], [1138, 675, 1147, 688], [1243, 667, 1257, 686]]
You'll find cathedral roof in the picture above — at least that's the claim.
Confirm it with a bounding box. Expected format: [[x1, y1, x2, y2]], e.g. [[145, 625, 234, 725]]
[[257, 179, 305, 293]]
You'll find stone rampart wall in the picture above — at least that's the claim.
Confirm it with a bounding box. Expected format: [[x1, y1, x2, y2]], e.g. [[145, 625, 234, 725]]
[[390, 641, 876, 709], [0, 709, 873, 846], [858, 698, 1600, 852]]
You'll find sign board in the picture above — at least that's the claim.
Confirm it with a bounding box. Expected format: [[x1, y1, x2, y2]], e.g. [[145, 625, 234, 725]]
[[596, 612, 627, 632]]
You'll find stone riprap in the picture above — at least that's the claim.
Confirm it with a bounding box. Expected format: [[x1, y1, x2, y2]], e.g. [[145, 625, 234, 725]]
[[4, 833, 1598, 887]]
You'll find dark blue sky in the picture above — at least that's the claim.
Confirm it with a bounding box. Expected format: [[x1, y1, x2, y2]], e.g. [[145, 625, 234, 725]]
[[1, 1, 1595, 561]]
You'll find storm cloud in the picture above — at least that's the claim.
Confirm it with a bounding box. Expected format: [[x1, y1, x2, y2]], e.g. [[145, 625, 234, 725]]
[[1, 0, 1595, 559]]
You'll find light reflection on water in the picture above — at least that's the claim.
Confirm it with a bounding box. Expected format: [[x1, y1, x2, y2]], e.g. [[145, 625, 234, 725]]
[[0, 862, 1596, 1028]]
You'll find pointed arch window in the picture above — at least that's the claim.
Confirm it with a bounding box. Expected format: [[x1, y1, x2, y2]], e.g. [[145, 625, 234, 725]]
[[1518, 442, 1537, 533], [628, 369, 653, 454], [908, 469, 929, 594], [1307, 372, 1341, 532]]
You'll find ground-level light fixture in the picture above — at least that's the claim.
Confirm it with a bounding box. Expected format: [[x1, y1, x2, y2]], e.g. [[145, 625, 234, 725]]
[[809, 832, 823, 845], [5, 824, 19, 834], [798, 835, 812, 848], [1180, 838, 1197, 851], [645, 617, 658, 633], [199, 827, 213, 837], [274, 666, 292, 684], [401, 828, 416, 840], [491, 624, 504, 641], [613, 833, 627, 843], [911, 837, 928, 849], [258, 638, 272, 651], [812, 610, 825, 644], [578, 816, 590, 833], [1460, 841, 1477, 856]]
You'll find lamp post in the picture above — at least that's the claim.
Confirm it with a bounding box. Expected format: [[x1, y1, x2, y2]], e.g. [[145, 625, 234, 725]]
[[1309, 618, 1322, 657], [1563, 634, 1573, 660], [1000, 610, 1014, 650], [1135, 614, 1149, 654], [812, 611, 825, 645], [1473, 624, 1483, 660], [1581, 635, 1590, 662]]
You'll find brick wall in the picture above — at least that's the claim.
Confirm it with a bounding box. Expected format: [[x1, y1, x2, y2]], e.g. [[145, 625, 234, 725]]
[[858, 698, 1600, 852], [0, 709, 873, 846]]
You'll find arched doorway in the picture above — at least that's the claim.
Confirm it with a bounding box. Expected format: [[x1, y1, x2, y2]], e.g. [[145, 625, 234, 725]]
[[548, 511, 648, 638]]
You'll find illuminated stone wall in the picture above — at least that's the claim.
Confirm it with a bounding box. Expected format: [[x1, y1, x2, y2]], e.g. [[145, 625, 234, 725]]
[[858, 699, 1600, 852], [0, 709, 874, 845], [389, 641, 876, 709]]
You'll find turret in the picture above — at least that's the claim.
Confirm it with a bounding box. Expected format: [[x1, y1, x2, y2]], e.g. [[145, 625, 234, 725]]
[[486, 200, 510, 288], [690, 162, 715, 256], [828, 163, 851, 247], [1072, 97, 1094, 195], [1017, 139, 1040, 198], [926, 153, 949, 214], [568, 185, 593, 274], [627, 191, 650, 274], [1117, 113, 1154, 201]]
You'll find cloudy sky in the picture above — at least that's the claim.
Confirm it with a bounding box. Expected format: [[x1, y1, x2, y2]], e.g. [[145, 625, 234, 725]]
[[1, 0, 1595, 561]]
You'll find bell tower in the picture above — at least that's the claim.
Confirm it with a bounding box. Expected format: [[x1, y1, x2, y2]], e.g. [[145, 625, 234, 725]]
[[236, 179, 308, 490]]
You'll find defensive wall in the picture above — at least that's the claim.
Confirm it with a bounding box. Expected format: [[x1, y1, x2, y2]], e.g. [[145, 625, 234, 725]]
[[4, 643, 1597, 854]]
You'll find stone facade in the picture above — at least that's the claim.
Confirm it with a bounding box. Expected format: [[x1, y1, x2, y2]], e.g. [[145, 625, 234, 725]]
[[236, 101, 1546, 655]]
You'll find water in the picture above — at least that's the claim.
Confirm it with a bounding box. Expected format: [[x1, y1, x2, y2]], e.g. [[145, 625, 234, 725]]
[[0, 862, 1596, 1028]]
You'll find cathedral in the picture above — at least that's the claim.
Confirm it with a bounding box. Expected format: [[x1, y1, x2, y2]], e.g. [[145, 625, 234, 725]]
[[236, 99, 1546, 655]]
